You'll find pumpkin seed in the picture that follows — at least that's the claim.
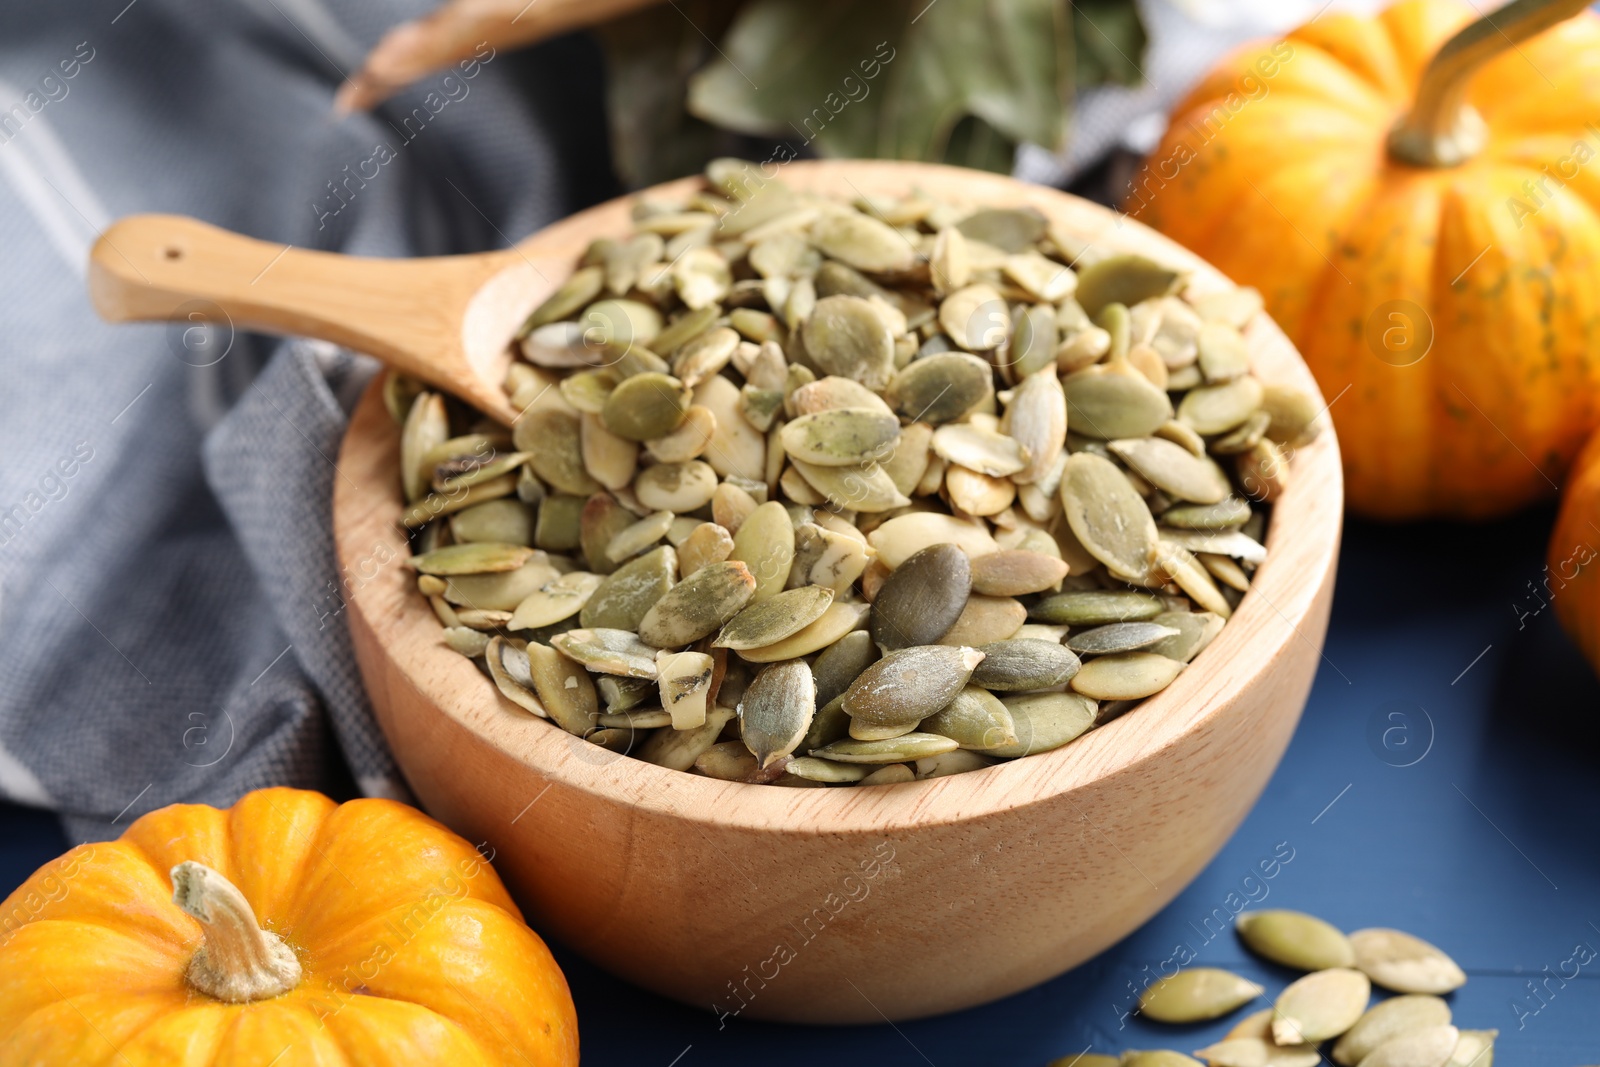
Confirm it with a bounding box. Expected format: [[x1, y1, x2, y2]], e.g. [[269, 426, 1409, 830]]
[[858, 763, 918, 785], [638, 560, 757, 648], [1063, 365, 1174, 440], [843, 645, 985, 728], [1070, 651, 1184, 700], [737, 599, 870, 662], [407, 542, 534, 576], [1179, 377, 1265, 436], [1047, 1053, 1120, 1067], [981, 692, 1096, 757], [811, 731, 960, 764], [968, 549, 1069, 596], [401, 393, 449, 502], [673, 326, 740, 388], [729, 500, 795, 602], [678, 521, 735, 576], [937, 595, 1027, 646], [1160, 528, 1267, 565], [1030, 589, 1164, 626], [781, 407, 901, 466], [656, 649, 715, 730], [451, 498, 535, 546], [870, 543, 971, 650], [804, 295, 896, 390], [1332, 996, 1453, 1067], [1140, 968, 1264, 1023], [1147, 610, 1225, 663], [602, 372, 692, 442], [1067, 622, 1181, 655], [791, 374, 894, 416], [550, 628, 660, 678], [1197, 321, 1251, 383], [606, 510, 674, 563], [1446, 1031, 1495, 1067], [1163, 498, 1252, 530], [789, 457, 910, 513], [509, 571, 603, 631], [811, 210, 915, 273], [520, 265, 603, 334], [884, 352, 992, 424], [485, 637, 547, 716], [443, 557, 560, 610], [636, 704, 735, 771], [1193, 1039, 1320, 1067], [1075, 253, 1182, 317], [1123, 1054, 1205, 1067], [940, 283, 1009, 352], [716, 585, 834, 649], [786, 755, 871, 782], [1353, 1027, 1459, 1067], [932, 423, 1030, 477], [739, 659, 816, 767], [867, 512, 999, 568], [1237, 909, 1356, 972], [693, 740, 783, 782], [1272, 968, 1371, 1044], [581, 544, 676, 630], [524, 642, 600, 736], [1109, 437, 1231, 505], [1189, 285, 1263, 328], [1261, 384, 1323, 447], [921, 686, 1017, 750], [1349, 929, 1467, 995], [1059, 452, 1159, 578], [635, 460, 719, 513], [971, 639, 1081, 691]]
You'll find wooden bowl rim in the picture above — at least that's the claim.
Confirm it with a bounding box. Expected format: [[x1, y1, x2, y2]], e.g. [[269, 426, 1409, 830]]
[[335, 159, 1344, 837]]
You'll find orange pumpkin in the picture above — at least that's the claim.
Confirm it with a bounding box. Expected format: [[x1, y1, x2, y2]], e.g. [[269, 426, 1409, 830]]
[[0, 788, 578, 1066], [1131, 0, 1600, 519], [1550, 428, 1600, 672]]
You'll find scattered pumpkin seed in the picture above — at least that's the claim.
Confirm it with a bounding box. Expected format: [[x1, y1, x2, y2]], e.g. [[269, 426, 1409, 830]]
[[1273, 968, 1371, 1044], [843, 645, 985, 728], [1237, 909, 1356, 972], [739, 660, 816, 768], [1349, 929, 1468, 995], [1071, 652, 1185, 700], [1140, 968, 1264, 1023], [1332, 996, 1453, 1067], [656, 649, 715, 731]]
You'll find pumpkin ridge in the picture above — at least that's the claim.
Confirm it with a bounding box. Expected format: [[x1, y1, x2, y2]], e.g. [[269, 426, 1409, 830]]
[[4, 989, 186, 1066], [303, 891, 530, 969]]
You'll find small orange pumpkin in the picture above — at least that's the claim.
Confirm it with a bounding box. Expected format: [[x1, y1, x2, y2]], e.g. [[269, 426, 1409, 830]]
[[0, 788, 578, 1066], [1550, 428, 1600, 672], [1131, 0, 1600, 519]]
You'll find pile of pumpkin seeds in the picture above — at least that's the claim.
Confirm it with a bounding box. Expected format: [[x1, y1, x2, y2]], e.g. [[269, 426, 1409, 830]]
[[388, 157, 1324, 786], [1052, 910, 1496, 1067]]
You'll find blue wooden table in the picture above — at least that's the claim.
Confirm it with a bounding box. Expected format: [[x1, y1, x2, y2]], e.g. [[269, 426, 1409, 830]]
[[5, 506, 1598, 1063]]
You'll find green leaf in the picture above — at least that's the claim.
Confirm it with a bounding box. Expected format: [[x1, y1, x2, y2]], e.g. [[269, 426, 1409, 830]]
[[1071, 0, 1147, 88], [687, 0, 1076, 169], [595, 0, 747, 188]]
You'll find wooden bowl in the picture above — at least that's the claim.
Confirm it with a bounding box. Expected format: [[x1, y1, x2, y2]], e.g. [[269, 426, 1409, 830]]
[[333, 161, 1343, 1024]]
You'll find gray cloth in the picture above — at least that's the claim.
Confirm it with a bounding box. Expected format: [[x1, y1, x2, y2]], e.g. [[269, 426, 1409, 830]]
[[0, 0, 613, 840]]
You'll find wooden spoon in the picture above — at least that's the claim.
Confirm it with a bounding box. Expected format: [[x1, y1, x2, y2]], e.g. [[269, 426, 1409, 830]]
[[88, 215, 567, 424]]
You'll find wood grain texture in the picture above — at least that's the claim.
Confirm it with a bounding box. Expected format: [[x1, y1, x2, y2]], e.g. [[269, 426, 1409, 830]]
[[87, 214, 546, 423], [315, 161, 1345, 1024]]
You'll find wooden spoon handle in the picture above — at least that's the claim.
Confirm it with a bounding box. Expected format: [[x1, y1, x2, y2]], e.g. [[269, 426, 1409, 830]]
[[89, 214, 521, 416]]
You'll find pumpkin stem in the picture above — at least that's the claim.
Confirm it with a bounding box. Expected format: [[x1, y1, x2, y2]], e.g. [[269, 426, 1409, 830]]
[[1388, 0, 1591, 167], [171, 861, 302, 1003]]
